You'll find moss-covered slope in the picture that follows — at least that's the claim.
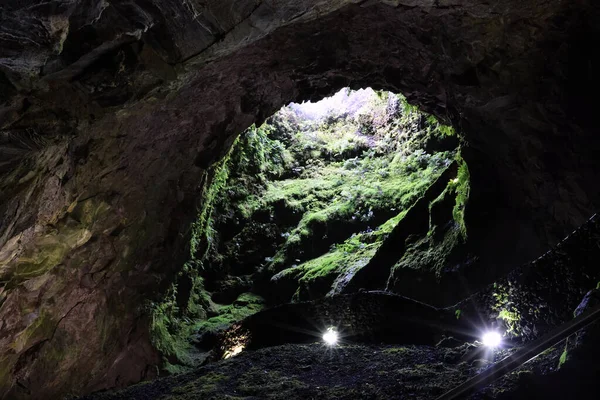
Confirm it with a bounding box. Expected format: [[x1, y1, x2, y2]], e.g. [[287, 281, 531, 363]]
[[147, 89, 470, 372]]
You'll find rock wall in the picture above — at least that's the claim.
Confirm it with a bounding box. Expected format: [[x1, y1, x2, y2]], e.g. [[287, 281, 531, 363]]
[[457, 213, 600, 343], [1, 0, 599, 398]]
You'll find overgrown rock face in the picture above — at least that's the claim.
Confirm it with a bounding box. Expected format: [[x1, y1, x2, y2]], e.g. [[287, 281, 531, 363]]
[[200, 91, 459, 305], [1, 0, 599, 398], [150, 90, 463, 371]]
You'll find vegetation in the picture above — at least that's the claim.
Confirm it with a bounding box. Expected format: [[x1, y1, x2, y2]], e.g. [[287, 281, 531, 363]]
[[149, 286, 197, 373], [451, 154, 470, 239], [85, 342, 544, 400], [147, 88, 468, 373], [558, 347, 568, 369], [196, 293, 265, 337], [491, 282, 524, 337], [455, 309, 462, 320], [386, 154, 471, 288]]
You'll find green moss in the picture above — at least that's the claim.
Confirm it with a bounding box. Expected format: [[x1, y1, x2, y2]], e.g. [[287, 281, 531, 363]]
[[237, 368, 308, 397], [299, 244, 374, 281], [274, 208, 410, 300], [174, 372, 228, 393], [149, 88, 461, 372], [265, 156, 449, 271], [497, 308, 522, 336], [399, 96, 421, 116], [0, 355, 16, 394], [148, 128, 270, 371], [70, 198, 112, 227], [394, 222, 465, 277], [375, 209, 410, 237], [2, 221, 92, 285], [148, 285, 197, 369], [396, 363, 438, 378], [383, 347, 412, 355], [426, 114, 455, 137], [189, 157, 231, 268], [451, 154, 470, 239], [195, 293, 265, 336], [11, 310, 56, 353], [390, 152, 470, 279], [491, 284, 523, 337], [558, 346, 568, 369], [498, 309, 520, 323]]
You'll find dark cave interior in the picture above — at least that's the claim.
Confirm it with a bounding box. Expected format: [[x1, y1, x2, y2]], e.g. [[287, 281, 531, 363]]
[[1, 1, 600, 399]]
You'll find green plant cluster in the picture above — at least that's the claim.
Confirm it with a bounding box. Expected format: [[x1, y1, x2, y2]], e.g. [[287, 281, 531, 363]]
[[451, 155, 470, 239], [558, 346, 569, 368], [394, 223, 466, 279], [491, 282, 524, 337], [196, 293, 265, 337], [147, 124, 289, 372], [147, 89, 466, 372], [386, 150, 471, 283], [148, 282, 205, 373], [263, 150, 451, 273]]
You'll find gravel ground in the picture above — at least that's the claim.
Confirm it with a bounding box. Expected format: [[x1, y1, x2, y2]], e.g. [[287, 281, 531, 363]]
[[79, 339, 570, 400]]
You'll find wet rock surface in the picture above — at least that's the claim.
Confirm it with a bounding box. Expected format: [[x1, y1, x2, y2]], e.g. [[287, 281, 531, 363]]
[[236, 210, 600, 360], [77, 342, 502, 400], [218, 291, 469, 356], [77, 337, 586, 400], [78, 215, 600, 399], [1, 0, 600, 397], [457, 213, 600, 343]]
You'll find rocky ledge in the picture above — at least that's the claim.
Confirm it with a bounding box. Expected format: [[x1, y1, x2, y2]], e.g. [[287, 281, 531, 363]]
[[1, 0, 600, 398]]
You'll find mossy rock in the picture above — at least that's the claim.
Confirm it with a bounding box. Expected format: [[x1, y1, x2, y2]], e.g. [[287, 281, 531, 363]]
[[0, 218, 92, 286], [148, 89, 461, 375], [196, 293, 266, 345]]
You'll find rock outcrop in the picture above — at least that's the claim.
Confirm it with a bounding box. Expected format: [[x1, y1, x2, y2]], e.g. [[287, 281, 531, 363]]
[[1, 0, 599, 398]]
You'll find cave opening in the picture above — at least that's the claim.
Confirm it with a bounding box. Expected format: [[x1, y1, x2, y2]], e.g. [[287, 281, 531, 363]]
[[2, 1, 600, 399], [150, 87, 472, 373]]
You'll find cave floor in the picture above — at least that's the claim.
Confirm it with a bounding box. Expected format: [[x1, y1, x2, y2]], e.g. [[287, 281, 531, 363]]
[[80, 341, 565, 400]]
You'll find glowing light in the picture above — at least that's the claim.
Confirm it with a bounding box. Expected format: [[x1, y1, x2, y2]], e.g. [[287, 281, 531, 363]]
[[289, 88, 377, 121], [223, 344, 245, 359], [482, 331, 502, 348], [322, 327, 339, 346]]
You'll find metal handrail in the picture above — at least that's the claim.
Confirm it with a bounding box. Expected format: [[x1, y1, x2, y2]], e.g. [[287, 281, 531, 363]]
[[436, 302, 600, 400]]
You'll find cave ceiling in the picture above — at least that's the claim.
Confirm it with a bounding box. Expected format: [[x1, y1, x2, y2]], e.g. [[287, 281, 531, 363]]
[[0, 0, 599, 398]]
